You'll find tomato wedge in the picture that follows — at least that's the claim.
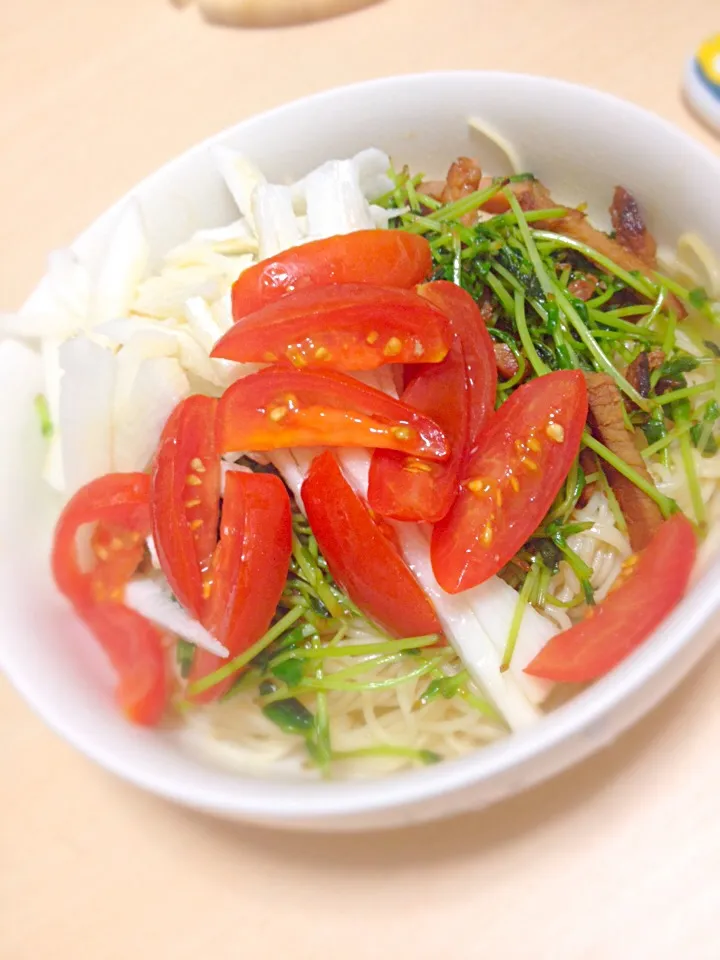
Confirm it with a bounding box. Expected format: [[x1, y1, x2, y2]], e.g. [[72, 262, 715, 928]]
[[189, 471, 292, 701], [81, 604, 170, 726], [213, 283, 451, 371], [367, 337, 468, 522], [150, 396, 220, 620], [52, 472, 152, 608], [432, 370, 588, 593], [302, 451, 442, 638], [417, 281, 497, 448], [217, 366, 449, 459], [525, 514, 696, 683], [51, 472, 170, 726], [231, 230, 432, 321]]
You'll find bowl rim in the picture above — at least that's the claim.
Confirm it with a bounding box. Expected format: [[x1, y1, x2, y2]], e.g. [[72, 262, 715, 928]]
[[8, 69, 720, 823]]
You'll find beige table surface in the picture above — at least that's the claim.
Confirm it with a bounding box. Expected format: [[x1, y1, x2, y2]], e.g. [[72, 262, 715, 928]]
[[2, 1, 720, 957]]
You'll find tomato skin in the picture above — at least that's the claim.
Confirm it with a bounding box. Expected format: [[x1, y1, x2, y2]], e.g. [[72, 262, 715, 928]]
[[150, 396, 220, 620], [432, 370, 588, 593], [525, 514, 696, 682], [189, 471, 292, 702], [81, 603, 170, 726], [51, 472, 152, 608], [214, 283, 451, 371], [302, 451, 442, 638], [231, 230, 432, 321], [51, 473, 171, 726], [417, 281, 497, 448], [367, 337, 468, 522], [217, 365, 449, 460]]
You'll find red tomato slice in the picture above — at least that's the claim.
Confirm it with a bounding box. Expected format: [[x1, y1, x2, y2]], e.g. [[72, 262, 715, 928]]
[[216, 365, 449, 460], [432, 370, 588, 593], [367, 336, 468, 522], [81, 603, 170, 726], [525, 514, 696, 682], [302, 451, 442, 638], [231, 230, 432, 321], [150, 396, 220, 619], [189, 471, 292, 701], [214, 283, 451, 371], [51, 472, 152, 608], [417, 281, 497, 448], [51, 472, 171, 726]]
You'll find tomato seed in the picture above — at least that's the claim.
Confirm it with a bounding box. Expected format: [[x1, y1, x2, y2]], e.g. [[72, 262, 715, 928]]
[[383, 337, 403, 357], [546, 422, 565, 443]]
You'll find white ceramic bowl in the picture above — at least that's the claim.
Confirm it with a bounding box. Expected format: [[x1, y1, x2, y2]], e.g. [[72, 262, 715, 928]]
[[3, 72, 720, 831]]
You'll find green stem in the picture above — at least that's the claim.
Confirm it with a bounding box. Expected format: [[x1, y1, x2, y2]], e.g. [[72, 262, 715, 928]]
[[506, 193, 649, 410], [484, 269, 516, 315], [501, 558, 540, 671], [678, 430, 707, 530], [299, 657, 442, 693], [655, 381, 714, 406], [641, 420, 694, 459], [270, 633, 441, 665], [532, 230, 658, 300], [186, 606, 306, 697], [583, 432, 677, 517], [514, 289, 550, 376]]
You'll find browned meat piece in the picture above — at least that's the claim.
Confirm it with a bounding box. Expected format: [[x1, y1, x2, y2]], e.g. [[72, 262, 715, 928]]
[[567, 274, 598, 301], [584, 372, 663, 550], [494, 342, 519, 380], [577, 448, 600, 507], [489, 179, 684, 318], [610, 186, 657, 267], [625, 348, 665, 399], [441, 157, 482, 204], [418, 159, 483, 221], [417, 180, 446, 202], [478, 291, 495, 326]]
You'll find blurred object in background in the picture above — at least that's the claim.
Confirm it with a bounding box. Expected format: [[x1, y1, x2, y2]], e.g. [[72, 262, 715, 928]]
[[684, 33, 720, 135], [177, 0, 384, 27]]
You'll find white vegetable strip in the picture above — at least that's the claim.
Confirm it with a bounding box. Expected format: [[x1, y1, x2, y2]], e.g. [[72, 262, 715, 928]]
[[252, 184, 304, 260], [268, 450, 311, 512], [464, 580, 554, 703], [193, 218, 259, 255], [113, 356, 189, 472], [394, 523, 541, 728], [90, 200, 150, 326], [348, 333, 552, 705], [282, 446, 543, 728], [46, 248, 90, 320], [212, 147, 267, 225], [351, 147, 394, 201], [0, 341, 48, 539], [132, 271, 223, 320], [0, 311, 78, 340], [125, 579, 228, 658], [58, 337, 117, 494], [304, 159, 377, 238]]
